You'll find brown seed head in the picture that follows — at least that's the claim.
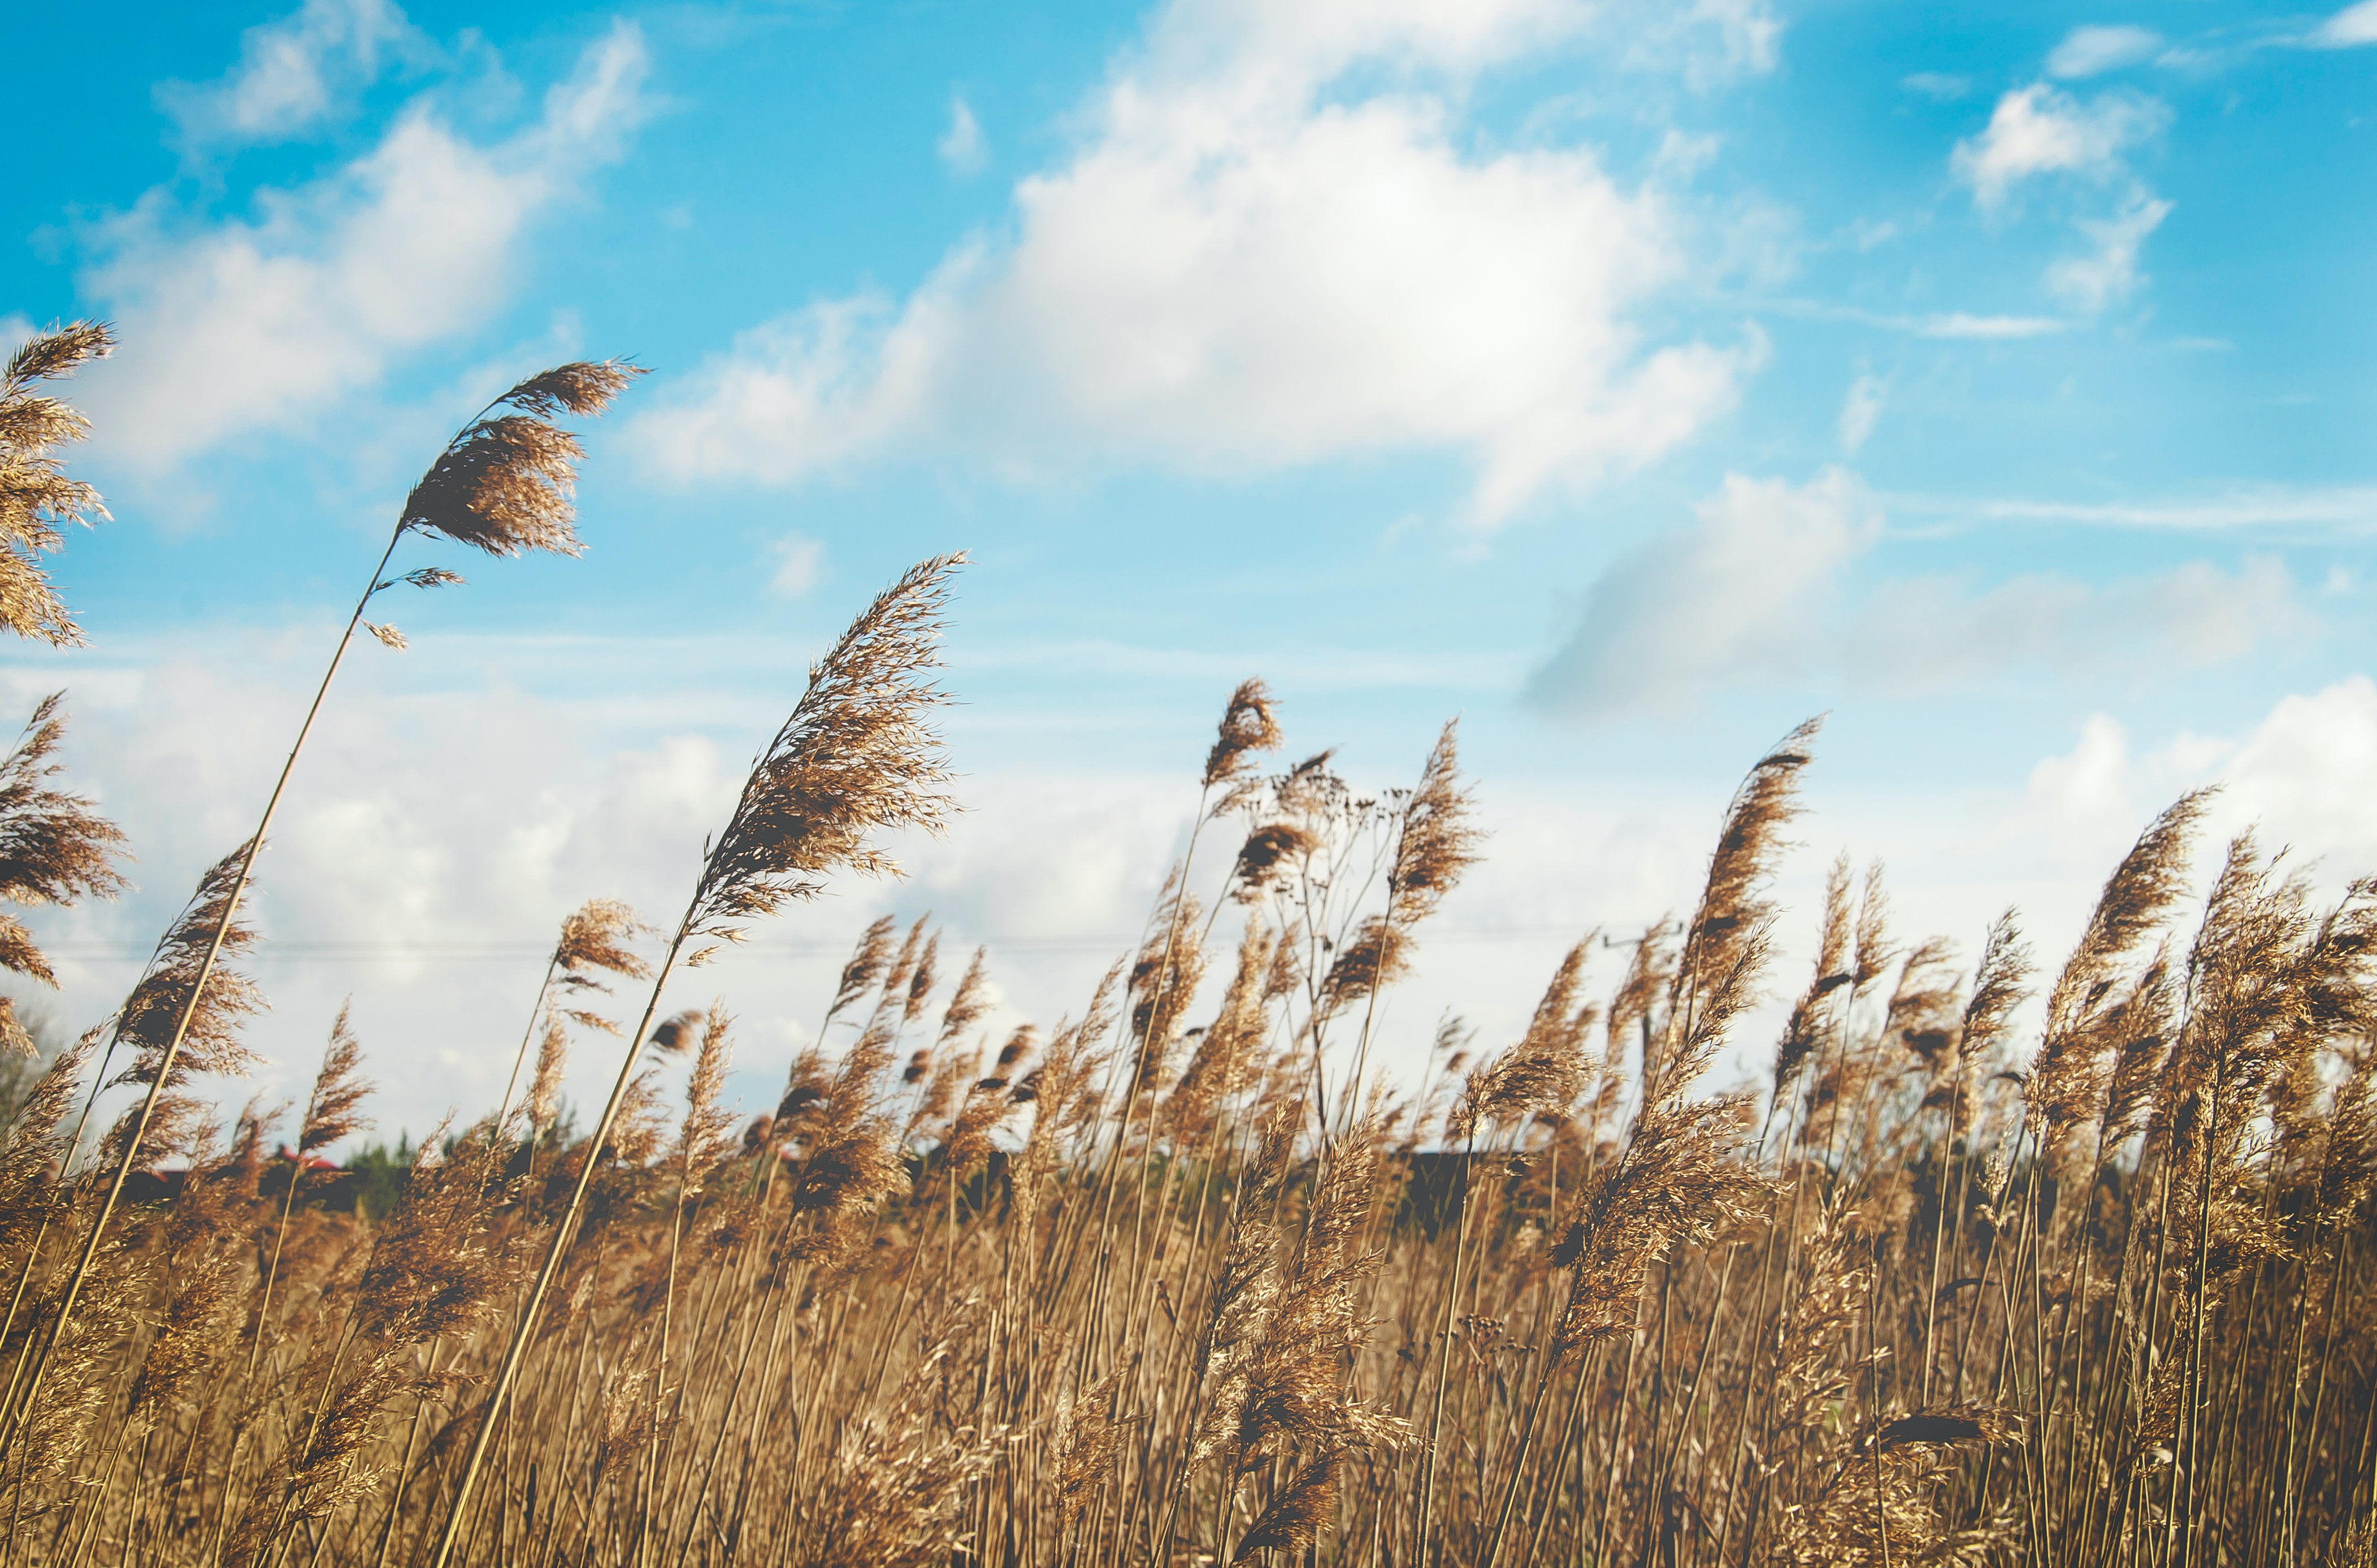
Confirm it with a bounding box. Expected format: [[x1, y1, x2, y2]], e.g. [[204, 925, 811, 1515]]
[[688, 556, 961, 946], [0, 321, 115, 646], [0, 694, 129, 1030], [397, 360, 644, 558], [298, 1002, 375, 1155], [1203, 677, 1283, 796]]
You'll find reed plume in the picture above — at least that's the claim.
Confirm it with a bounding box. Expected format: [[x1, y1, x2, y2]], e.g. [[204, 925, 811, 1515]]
[[8, 364, 641, 1476], [427, 553, 961, 1566], [0, 320, 113, 646], [0, 693, 130, 1054]]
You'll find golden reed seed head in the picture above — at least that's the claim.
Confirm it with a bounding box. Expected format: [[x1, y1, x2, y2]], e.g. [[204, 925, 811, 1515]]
[[1202, 676, 1282, 794], [396, 360, 645, 559], [936, 944, 991, 1046], [1387, 717, 1482, 930], [688, 554, 961, 949], [0, 321, 115, 647], [0, 693, 130, 1050], [298, 1002, 375, 1156], [645, 1007, 704, 1057], [553, 896, 651, 984], [904, 931, 942, 1024], [112, 840, 268, 1094], [529, 1015, 568, 1131], [829, 914, 900, 1028]]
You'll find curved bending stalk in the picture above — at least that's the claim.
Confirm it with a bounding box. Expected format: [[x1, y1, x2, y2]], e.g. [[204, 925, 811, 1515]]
[[428, 553, 961, 1568], [0, 362, 638, 1460]]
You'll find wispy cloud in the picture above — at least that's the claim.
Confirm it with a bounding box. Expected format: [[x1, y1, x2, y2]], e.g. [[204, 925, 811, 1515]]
[[1837, 373, 1885, 454], [2046, 25, 2166, 80], [79, 22, 653, 470], [2046, 193, 2172, 310], [157, 0, 431, 150], [1528, 469, 2305, 722], [937, 94, 987, 175], [1946, 484, 2377, 533], [769, 533, 823, 597], [1950, 79, 2173, 317], [1952, 83, 2167, 210], [1918, 311, 2067, 339]]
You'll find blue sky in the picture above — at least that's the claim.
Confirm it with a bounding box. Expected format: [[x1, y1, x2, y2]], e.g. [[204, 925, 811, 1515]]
[[8, 0, 2377, 1139]]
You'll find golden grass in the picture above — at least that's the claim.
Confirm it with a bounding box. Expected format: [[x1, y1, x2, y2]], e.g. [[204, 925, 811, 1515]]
[[0, 347, 2370, 1566], [0, 675, 2367, 1566]]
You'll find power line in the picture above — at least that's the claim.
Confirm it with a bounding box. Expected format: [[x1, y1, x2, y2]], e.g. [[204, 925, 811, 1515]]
[[38, 923, 1599, 965]]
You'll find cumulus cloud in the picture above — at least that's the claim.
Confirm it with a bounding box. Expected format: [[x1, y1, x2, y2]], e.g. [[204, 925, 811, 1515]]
[[158, 0, 431, 148], [2046, 25, 2165, 79], [634, 0, 1763, 525], [77, 23, 652, 470], [1528, 468, 1878, 720], [1528, 470, 2305, 722], [2315, 1, 2377, 46], [2045, 193, 2173, 311], [1952, 83, 2167, 210], [1990, 679, 2377, 901]]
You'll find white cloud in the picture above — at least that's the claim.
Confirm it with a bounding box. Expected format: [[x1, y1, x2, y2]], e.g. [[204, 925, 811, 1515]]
[[158, 0, 430, 148], [1986, 680, 2377, 903], [1901, 72, 1971, 101], [1529, 470, 2305, 721], [2046, 193, 2173, 311], [1951, 83, 2166, 210], [2046, 25, 2165, 79], [770, 534, 824, 597], [1954, 483, 2377, 532], [1528, 468, 1879, 720], [77, 24, 652, 469], [2315, 1, 2377, 46], [938, 95, 987, 175], [634, 0, 1760, 527], [1837, 373, 1885, 454], [1917, 312, 2067, 340], [1850, 555, 2300, 691]]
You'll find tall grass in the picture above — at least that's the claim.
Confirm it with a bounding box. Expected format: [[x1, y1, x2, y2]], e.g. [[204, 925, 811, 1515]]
[[0, 323, 2372, 1565]]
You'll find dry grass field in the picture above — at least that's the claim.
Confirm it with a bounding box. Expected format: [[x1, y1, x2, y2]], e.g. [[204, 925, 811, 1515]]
[[0, 326, 2371, 1566]]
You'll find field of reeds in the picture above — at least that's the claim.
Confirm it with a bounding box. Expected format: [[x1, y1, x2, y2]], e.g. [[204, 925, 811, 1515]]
[[0, 322, 2372, 1567]]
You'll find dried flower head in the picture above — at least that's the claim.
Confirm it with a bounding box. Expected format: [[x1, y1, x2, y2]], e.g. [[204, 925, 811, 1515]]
[[672, 1004, 739, 1180], [112, 841, 268, 1094], [397, 360, 644, 558], [554, 897, 651, 989], [1461, 939, 1598, 1135], [1204, 677, 1283, 799], [528, 1015, 567, 1133], [686, 555, 961, 954], [828, 915, 899, 1030], [904, 931, 942, 1024], [298, 1002, 374, 1156], [1386, 718, 1482, 929], [937, 945, 991, 1045], [0, 693, 129, 1050], [645, 1008, 704, 1057], [0, 321, 114, 646]]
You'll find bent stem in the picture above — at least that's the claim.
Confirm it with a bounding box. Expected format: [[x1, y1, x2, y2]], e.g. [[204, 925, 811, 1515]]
[[427, 902, 694, 1568], [0, 524, 404, 1458]]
